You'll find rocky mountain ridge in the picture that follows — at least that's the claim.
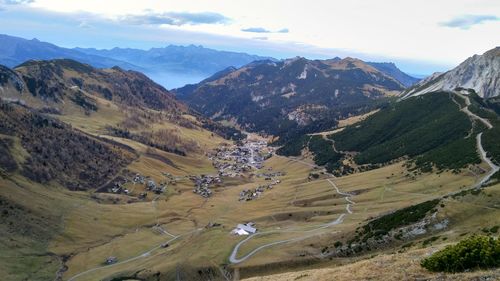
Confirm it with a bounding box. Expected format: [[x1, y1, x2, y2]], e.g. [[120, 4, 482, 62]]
[[175, 56, 406, 137], [0, 59, 185, 113], [401, 47, 500, 99]]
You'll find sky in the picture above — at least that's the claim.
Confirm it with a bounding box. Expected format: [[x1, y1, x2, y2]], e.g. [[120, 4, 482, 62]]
[[0, 0, 499, 75]]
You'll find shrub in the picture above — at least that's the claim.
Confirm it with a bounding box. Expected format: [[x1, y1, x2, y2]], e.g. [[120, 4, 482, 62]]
[[490, 226, 499, 234], [421, 235, 500, 272], [358, 199, 440, 241]]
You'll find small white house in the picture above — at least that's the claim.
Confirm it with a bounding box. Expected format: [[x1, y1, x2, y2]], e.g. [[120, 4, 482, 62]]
[[231, 223, 257, 236], [237, 223, 257, 234]]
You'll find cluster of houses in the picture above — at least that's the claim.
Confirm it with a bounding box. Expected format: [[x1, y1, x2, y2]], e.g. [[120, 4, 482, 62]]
[[238, 179, 281, 201], [146, 180, 167, 194], [212, 161, 252, 177], [110, 182, 130, 195], [190, 140, 273, 198], [190, 174, 222, 198], [208, 140, 271, 177], [105, 172, 175, 200], [189, 139, 279, 199], [231, 222, 257, 236], [106, 173, 145, 195]]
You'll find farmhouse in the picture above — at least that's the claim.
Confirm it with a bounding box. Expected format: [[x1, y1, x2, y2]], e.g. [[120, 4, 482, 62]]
[[232, 222, 257, 235]]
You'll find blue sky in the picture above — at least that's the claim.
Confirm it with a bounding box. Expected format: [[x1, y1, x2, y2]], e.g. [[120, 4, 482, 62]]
[[1, 0, 499, 75]]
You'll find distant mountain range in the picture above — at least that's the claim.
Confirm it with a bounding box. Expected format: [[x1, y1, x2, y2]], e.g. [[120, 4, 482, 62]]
[[0, 34, 273, 88], [74, 45, 273, 75], [366, 62, 420, 87], [0, 34, 418, 89], [402, 47, 500, 99], [0, 34, 139, 70]]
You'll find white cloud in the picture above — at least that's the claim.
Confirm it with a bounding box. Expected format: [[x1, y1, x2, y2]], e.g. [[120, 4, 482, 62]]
[[241, 27, 289, 33], [120, 11, 230, 26], [9, 0, 500, 69], [1, 0, 34, 4], [440, 14, 499, 29]]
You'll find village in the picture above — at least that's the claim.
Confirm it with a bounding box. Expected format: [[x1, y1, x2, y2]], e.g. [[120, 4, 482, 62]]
[[95, 138, 284, 242], [96, 138, 284, 205], [190, 139, 279, 199]]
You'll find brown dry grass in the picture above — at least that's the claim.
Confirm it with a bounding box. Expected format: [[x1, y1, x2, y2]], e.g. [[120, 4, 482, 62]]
[[243, 247, 500, 281]]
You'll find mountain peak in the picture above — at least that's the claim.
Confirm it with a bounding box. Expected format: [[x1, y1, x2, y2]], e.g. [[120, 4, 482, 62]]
[[323, 57, 381, 74], [175, 55, 405, 134], [283, 56, 306, 64], [402, 46, 500, 98]]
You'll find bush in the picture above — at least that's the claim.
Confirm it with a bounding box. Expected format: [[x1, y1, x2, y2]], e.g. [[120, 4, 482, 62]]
[[421, 235, 500, 272], [358, 199, 439, 241]]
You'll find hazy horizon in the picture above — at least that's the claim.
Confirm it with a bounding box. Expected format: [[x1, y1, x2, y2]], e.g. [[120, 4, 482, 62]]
[[1, 0, 498, 76]]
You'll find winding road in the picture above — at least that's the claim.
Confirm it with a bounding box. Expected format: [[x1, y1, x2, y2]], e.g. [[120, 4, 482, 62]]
[[454, 92, 499, 186], [475, 132, 499, 187], [229, 157, 355, 264], [66, 92, 499, 278], [229, 92, 500, 264], [456, 92, 493, 129]]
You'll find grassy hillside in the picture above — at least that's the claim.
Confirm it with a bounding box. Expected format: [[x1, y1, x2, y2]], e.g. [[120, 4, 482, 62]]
[[329, 92, 478, 170], [0, 179, 65, 281], [0, 102, 134, 190], [0, 60, 234, 280], [277, 92, 479, 173], [1, 58, 499, 281]]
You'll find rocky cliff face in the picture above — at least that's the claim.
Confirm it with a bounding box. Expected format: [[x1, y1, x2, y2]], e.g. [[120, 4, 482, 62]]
[[401, 47, 500, 99], [0, 65, 25, 95]]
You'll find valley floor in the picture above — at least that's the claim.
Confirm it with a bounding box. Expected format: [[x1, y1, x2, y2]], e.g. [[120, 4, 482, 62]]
[[1, 92, 499, 281]]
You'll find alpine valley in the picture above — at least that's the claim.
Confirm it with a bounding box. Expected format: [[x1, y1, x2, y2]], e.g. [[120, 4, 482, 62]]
[[0, 32, 499, 281]]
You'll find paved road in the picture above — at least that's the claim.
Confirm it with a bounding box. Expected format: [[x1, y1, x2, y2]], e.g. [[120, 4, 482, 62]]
[[453, 91, 498, 186], [475, 133, 499, 187], [67, 228, 202, 281], [228, 213, 346, 264], [452, 92, 498, 187], [456, 92, 493, 129], [229, 157, 355, 264]]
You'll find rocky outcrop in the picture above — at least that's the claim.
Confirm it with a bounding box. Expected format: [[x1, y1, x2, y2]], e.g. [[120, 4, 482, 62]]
[[401, 47, 500, 99]]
